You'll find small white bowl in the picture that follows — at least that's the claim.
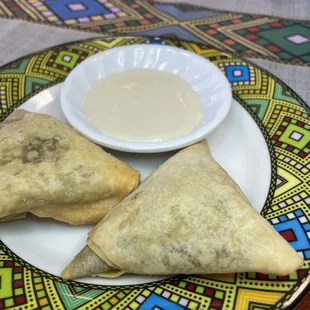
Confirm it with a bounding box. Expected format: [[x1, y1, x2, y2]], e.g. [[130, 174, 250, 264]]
[[61, 44, 232, 153]]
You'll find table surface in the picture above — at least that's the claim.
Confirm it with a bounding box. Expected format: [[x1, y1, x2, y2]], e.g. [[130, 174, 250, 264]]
[[296, 291, 310, 310], [0, 1, 309, 309]]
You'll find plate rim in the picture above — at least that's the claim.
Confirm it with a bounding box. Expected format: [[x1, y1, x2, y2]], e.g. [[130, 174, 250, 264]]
[[0, 36, 309, 310]]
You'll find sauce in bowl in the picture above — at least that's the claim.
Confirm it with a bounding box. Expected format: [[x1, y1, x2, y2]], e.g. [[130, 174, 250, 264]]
[[84, 69, 203, 143]]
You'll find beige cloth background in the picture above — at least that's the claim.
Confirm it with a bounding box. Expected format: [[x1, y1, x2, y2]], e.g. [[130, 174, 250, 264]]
[[0, 0, 309, 105]]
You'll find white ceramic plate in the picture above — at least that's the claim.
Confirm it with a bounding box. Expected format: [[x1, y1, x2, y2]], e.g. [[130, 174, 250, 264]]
[[0, 83, 271, 286], [61, 45, 232, 153]]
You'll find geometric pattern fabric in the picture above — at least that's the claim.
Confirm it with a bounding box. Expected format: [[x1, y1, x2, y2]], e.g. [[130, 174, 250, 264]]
[[0, 1, 309, 65], [0, 37, 309, 310]]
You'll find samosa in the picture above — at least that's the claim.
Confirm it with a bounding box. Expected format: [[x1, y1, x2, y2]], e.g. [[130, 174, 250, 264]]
[[62, 141, 302, 279], [0, 213, 26, 222], [0, 110, 140, 225]]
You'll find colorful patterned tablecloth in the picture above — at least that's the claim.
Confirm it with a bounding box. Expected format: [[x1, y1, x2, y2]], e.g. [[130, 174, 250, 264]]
[[0, 0, 309, 66], [0, 1, 309, 309]]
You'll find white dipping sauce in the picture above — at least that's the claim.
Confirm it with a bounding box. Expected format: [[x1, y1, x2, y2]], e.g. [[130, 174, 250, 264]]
[[84, 69, 203, 142]]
